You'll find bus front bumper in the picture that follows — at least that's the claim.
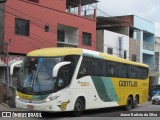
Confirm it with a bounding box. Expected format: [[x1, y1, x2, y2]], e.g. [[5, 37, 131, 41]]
[[16, 98, 61, 112]]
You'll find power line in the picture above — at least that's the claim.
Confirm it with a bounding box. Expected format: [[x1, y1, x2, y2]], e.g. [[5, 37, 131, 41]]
[[5, 5, 57, 29], [3, 5, 83, 41], [3, 2, 153, 62], [4, 18, 55, 48]]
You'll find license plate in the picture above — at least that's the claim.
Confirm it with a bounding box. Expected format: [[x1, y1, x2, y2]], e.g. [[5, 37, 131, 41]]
[[27, 105, 34, 109]]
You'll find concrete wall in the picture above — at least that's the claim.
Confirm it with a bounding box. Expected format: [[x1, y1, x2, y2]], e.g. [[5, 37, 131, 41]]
[[133, 16, 155, 65], [96, 30, 104, 52], [155, 37, 160, 84], [129, 38, 140, 62], [100, 30, 129, 59], [105, 26, 129, 36], [4, 0, 97, 54], [134, 15, 155, 34], [155, 37, 160, 52], [0, 83, 16, 107], [57, 24, 78, 45]]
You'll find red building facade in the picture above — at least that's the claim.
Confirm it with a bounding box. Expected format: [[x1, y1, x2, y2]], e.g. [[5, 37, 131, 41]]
[[4, 0, 97, 54], [0, 0, 98, 85]]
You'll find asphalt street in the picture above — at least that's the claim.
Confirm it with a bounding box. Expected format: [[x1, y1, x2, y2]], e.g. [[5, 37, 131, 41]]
[[0, 102, 160, 120]]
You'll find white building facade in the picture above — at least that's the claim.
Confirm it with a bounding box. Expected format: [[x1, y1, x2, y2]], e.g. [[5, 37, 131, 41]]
[[97, 30, 129, 59]]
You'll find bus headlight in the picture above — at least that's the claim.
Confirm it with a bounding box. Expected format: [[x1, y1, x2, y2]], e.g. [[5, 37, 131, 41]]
[[16, 95, 20, 99], [45, 95, 59, 102], [45, 98, 51, 102]]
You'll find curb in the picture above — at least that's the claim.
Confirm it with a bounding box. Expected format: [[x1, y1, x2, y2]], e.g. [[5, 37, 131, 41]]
[[1, 103, 10, 108]]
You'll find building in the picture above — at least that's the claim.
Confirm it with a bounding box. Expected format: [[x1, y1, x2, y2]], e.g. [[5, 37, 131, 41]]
[[96, 15, 156, 85], [155, 37, 160, 84], [0, 0, 98, 86], [96, 30, 129, 59]]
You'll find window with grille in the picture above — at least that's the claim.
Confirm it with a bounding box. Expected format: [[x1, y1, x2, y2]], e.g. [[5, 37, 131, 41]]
[[107, 47, 113, 55], [45, 25, 49, 32], [132, 54, 137, 62], [15, 18, 30, 36], [82, 32, 91, 46], [124, 51, 127, 59]]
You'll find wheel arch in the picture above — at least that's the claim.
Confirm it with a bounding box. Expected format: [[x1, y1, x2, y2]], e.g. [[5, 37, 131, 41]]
[[71, 95, 86, 110]]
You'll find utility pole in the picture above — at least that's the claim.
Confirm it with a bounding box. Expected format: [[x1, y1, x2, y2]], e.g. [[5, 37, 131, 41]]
[[0, 0, 8, 100], [4, 42, 9, 99]]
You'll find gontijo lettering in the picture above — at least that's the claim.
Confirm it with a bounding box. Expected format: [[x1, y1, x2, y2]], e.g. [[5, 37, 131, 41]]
[[119, 80, 137, 87]]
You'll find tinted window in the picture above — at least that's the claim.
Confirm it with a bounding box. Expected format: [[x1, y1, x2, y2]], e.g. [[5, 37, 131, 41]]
[[82, 32, 91, 46], [130, 65, 138, 79], [15, 18, 30, 36], [139, 67, 148, 79], [107, 61, 119, 77], [77, 57, 93, 79], [77, 56, 148, 80], [94, 59, 106, 76], [119, 63, 128, 78], [107, 48, 113, 55]]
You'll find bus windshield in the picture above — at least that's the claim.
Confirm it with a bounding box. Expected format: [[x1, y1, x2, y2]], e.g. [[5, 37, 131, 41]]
[[18, 57, 62, 94]]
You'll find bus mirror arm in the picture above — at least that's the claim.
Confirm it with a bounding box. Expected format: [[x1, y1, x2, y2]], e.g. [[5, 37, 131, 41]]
[[53, 61, 71, 78], [10, 61, 23, 76]]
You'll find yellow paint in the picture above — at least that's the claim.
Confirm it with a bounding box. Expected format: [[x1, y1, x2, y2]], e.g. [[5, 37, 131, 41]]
[[99, 53, 148, 67], [110, 78, 149, 106], [17, 91, 32, 100], [27, 48, 83, 57], [60, 100, 70, 111], [81, 84, 91, 86], [27, 47, 148, 68]]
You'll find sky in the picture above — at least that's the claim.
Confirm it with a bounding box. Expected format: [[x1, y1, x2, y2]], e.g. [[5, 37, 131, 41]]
[[98, 0, 160, 37]]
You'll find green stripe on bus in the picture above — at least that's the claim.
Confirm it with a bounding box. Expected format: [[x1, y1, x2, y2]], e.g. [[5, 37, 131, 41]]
[[101, 77, 120, 101], [32, 94, 49, 100], [83, 53, 103, 59], [91, 76, 119, 102]]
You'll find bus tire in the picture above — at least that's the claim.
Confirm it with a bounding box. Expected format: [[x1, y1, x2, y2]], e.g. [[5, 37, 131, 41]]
[[72, 98, 84, 116], [125, 96, 133, 110], [133, 96, 139, 108]]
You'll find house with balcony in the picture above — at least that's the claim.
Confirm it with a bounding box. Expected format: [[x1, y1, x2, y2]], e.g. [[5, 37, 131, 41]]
[[0, 0, 98, 86], [96, 15, 156, 85], [155, 37, 160, 84]]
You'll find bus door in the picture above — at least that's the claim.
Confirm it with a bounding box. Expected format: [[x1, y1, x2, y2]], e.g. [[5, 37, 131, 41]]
[[56, 65, 72, 111]]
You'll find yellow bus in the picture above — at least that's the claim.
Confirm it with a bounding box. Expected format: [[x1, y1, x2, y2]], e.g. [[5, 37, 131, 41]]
[[11, 48, 149, 115]]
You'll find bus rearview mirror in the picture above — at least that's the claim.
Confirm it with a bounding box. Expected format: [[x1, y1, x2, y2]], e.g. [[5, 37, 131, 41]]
[[53, 61, 71, 78], [10, 61, 23, 76]]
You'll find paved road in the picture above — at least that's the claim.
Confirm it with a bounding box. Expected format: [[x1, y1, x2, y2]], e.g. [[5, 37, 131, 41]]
[[0, 102, 160, 120]]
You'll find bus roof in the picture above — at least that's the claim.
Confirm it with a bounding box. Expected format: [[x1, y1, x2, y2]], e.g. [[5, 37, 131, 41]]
[[27, 47, 148, 67]]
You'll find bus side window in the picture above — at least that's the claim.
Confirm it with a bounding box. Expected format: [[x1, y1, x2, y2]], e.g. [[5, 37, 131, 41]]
[[130, 65, 138, 79], [94, 59, 106, 76], [62, 55, 80, 84], [119, 63, 128, 78], [77, 57, 93, 79], [107, 61, 119, 77]]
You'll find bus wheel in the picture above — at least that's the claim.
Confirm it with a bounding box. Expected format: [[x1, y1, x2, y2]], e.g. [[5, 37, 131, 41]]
[[73, 98, 84, 116], [125, 96, 133, 110], [133, 96, 139, 108]]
